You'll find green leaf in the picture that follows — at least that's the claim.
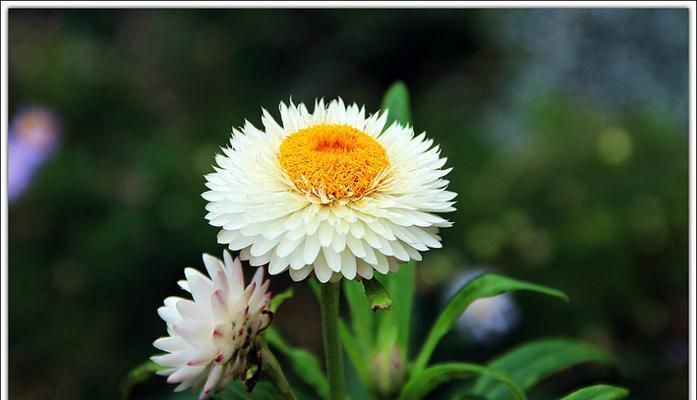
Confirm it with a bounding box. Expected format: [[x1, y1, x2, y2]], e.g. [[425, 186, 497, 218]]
[[473, 339, 617, 400], [381, 81, 412, 126], [269, 287, 294, 313], [265, 327, 329, 399], [560, 384, 629, 400], [343, 278, 374, 354], [412, 273, 569, 374], [383, 261, 415, 356], [375, 320, 398, 355], [259, 342, 296, 400], [363, 278, 392, 311], [338, 319, 371, 390], [399, 363, 526, 400], [120, 360, 166, 399]]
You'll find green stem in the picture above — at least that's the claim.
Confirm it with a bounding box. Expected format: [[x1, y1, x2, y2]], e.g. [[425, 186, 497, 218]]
[[320, 282, 345, 400], [260, 343, 297, 400]]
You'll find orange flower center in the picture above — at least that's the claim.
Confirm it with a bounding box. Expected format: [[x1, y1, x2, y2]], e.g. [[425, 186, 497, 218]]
[[278, 124, 388, 200]]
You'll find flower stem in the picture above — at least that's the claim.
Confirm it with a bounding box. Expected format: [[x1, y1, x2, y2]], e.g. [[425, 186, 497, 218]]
[[260, 343, 297, 400], [320, 282, 345, 400]]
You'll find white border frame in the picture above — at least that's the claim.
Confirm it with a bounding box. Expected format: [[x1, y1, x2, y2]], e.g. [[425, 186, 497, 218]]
[[1, 2, 695, 400]]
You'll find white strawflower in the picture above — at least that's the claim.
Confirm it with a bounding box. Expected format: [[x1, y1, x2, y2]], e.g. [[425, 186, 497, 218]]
[[203, 99, 455, 282], [152, 251, 272, 399]]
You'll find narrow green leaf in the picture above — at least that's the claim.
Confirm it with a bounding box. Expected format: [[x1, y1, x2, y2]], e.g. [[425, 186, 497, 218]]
[[560, 384, 629, 400], [343, 278, 374, 354], [338, 319, 371, 390], [270, 287, 294, 313], [121, 360, 166, 399], [265, 327, 329, 399], [381, 81, 412, 126], [399, 363, 526, 400], [413, 273, 569, 374], [473, 339, 617, 400], [363, 278, 392, 311], [259, 342, 297, 400], [375, 321, 398, 359], [384, 261, 415, 356]]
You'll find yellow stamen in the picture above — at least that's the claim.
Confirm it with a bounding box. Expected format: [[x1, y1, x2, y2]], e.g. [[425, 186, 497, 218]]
[[278, 124, 388, 200]]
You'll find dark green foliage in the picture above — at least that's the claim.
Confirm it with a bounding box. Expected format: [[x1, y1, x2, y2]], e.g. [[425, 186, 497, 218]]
[[559, 384, 629, 400]]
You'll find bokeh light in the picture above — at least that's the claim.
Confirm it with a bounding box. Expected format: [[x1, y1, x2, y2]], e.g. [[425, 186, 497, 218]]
[[8, 106, 61, 202]]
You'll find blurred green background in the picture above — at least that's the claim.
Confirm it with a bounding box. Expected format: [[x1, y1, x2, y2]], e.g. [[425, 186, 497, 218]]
[[8, 8, 689, 400]]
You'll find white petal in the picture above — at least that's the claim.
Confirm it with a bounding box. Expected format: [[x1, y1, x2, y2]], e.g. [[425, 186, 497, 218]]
[[346, 234, 367, 258], [184, 268, 213, 305], [223, 252, 244, 296], [251, 266, 265, 287], [167, 365, 206, 384], [178, 280, 190, 292], [276, 235, 304, 258], [340, 250, 357, 279], [303, 234, 321, 264], [331, 233, 346, 253], [269, 254, 290, 275], [314, 256, 333, 283], [250, 235, 280, 257], [289, 244, 307, 269], [356, 260, 374, 279], [210, 289, 228, 321], [158, 306, 182, 325], [318, 222, 334, 247], [176, 299, 209, 322], [173, 320, 210, 347], [389, 240, 410, 262], [322, 247, 341, 272], [289, 264, 313, 281], [202, 253, 225, 280], [153, 336, 188, 353], [373, 252, 389, 274], [201, 364, 224, 399]]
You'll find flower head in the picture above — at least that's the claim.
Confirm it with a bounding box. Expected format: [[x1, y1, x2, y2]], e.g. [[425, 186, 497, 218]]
[[152, 251, 272, 399], [204, 99, 456, 282]]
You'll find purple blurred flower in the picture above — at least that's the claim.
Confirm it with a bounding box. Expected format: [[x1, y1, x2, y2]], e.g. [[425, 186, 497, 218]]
[[444, 268, 520, 345], [8, 106, 61, 202]]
